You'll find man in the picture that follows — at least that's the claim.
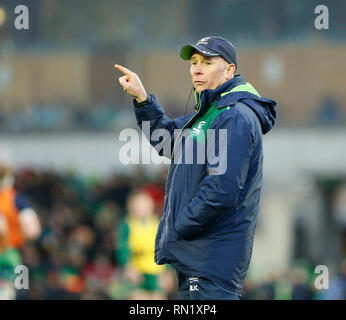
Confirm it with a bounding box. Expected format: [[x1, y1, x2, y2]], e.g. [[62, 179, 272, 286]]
[[115, 189, 165, 299], [114, 36, 277, 300], [0, 163, 41, 299]]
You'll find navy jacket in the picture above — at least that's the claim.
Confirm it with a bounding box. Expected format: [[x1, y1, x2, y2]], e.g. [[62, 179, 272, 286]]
[[133, 75, 277, 295]]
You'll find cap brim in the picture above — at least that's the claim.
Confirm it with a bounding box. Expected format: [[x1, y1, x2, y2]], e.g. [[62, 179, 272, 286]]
[[180, 44, 219, 60]]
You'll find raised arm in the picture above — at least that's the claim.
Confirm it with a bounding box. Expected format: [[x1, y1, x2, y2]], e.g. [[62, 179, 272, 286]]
[[114, 64, 192, 158]]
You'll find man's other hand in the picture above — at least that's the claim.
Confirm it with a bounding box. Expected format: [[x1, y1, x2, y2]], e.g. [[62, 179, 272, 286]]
[[114, 64, 148, 103]]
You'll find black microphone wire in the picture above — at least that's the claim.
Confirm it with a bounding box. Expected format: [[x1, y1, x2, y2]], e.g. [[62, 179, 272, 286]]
[[184, 85, 195, 116]]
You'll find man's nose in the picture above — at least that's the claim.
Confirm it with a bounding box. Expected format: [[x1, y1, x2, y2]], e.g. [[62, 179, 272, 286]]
[[192, 64, 203, 75]]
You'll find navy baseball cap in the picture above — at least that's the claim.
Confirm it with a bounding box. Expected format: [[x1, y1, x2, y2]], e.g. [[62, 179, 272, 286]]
[[180, 36, 237, 69]]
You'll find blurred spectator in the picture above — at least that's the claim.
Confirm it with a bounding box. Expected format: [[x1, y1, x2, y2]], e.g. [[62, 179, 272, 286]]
[[319, 258, 346, 300], [0, 163, 41, 299], [290, 265, 314, 300], [114, 190, 165, 300], [334, 183, 346, 226], [258, 271, 278, 300], [314, 95, 343, 126]]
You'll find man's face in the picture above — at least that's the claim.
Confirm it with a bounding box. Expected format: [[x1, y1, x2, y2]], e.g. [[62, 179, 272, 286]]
[[190, 52, 234, 93]]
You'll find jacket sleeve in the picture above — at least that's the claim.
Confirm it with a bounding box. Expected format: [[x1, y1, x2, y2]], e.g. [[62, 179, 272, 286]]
[[174, 111, 255, 240], [133, 94, 192, 158]]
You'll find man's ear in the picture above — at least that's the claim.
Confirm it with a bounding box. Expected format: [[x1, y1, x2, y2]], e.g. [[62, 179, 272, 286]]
[[225, 63, 236, 80]]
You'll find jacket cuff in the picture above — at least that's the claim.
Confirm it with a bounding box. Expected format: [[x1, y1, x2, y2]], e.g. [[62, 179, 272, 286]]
[[133, 97, 149, 108], [133, 94, 165, 122], [133, 94, 152, 108]]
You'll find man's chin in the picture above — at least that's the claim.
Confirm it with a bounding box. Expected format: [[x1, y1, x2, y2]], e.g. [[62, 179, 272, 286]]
[[194, 85, 208, 93]]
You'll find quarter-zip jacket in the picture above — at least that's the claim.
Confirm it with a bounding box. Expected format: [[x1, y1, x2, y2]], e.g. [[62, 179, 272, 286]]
[[133, 75, 277, 295]]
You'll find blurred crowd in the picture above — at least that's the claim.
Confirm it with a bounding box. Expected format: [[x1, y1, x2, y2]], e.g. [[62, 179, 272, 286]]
[[243, 259, 346, 300], [0, 100, 134, 133], [9, 166, 178, 300], [0, 94, 345, 133], [0, 166, 345, 300]]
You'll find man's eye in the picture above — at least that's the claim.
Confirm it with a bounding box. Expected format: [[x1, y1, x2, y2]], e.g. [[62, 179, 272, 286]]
[[191, 62, 197, 65]]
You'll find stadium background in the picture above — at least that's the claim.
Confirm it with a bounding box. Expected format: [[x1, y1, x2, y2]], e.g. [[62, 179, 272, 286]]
[[0, 0, 346, 299]]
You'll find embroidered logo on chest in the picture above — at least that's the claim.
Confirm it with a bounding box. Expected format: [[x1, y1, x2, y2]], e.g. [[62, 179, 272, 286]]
[[192, 121, 206, 135]]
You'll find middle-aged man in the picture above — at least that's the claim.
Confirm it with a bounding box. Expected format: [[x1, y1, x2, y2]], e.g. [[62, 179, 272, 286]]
[[114, 36, 277, 300]]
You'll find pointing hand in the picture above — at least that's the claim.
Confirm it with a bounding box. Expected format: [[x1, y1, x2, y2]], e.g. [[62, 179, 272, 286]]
[[114, 64, 148, 103]]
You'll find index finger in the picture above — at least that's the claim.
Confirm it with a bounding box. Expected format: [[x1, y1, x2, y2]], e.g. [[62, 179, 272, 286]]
[[114, 64, 133, 75]]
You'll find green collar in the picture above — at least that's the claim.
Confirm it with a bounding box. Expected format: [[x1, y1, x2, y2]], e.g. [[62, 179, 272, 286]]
[[221, 82, 261, 97]]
